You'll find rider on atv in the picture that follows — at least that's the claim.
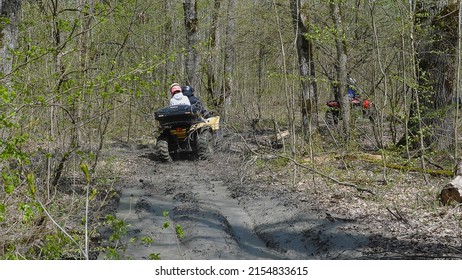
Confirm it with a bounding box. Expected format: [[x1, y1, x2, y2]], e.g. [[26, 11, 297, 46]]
[[181, 85, 213, 118]]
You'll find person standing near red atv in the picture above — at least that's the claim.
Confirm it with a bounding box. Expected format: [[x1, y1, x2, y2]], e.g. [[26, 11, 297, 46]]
[[325, 78, 373, 125]]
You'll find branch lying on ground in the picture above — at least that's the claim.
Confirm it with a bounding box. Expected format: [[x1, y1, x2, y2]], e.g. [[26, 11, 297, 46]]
[[277, 154, 376, 195], [386, 207, 409, 224]]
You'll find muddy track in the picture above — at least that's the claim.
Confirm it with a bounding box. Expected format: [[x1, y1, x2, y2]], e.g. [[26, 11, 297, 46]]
[[103, 143, 368, 260]]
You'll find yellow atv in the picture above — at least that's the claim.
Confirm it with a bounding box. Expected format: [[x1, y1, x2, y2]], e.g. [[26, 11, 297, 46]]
[[154, 105, 220, 162]]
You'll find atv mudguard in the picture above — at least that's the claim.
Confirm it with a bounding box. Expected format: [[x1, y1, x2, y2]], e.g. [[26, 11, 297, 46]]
[[190, 116, 220, 132]]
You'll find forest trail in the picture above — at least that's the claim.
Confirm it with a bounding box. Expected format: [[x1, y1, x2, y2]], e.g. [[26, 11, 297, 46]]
[[102, 142, 369, 260]]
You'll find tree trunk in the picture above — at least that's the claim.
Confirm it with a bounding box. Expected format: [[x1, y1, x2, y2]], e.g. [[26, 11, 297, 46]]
[[204, 0, 221, 103], [290, 0, 318, 137], [183, 0, 200, 94], [329, 0, 350, 142], [76, 0, 94, 149], [162, 1, 174, 92], [222, 0, 236, 121], [0, 0, 21, 80], [411, 2, 459, 150], [440, 161, 462, 205], [455, 0, 462, 160]]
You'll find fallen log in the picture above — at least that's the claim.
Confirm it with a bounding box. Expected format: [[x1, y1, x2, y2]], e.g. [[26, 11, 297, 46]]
[[440, 163, 462, 205], [339, 153, 454, 177]]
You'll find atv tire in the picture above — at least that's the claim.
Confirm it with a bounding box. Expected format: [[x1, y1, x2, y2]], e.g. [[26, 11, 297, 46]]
[[156, 136, 172, 162], [196, 130, 213, 160]]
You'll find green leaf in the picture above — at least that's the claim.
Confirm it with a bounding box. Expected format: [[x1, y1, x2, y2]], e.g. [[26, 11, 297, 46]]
[[80, 162, 90, 183], [175, 225, 185, 239], [89, 188, 97, 201], [4, 184, 14, 194], [162, 210, 169, 217], [26, 173, 36, 196], [18, 203, 34, 223], [162, 221, 170, 229], [2, 171, 18, 194], [141, 236, 153, 245], [0, 204, 6, 222], [149, 253, 161, 260]]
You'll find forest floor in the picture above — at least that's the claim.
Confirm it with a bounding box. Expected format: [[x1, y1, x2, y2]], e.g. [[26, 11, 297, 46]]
[[96, 123, 462, 260]]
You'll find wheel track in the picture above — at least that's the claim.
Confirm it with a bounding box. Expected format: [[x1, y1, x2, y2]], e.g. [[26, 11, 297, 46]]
[[100, 144, 368, 260], [107, 147, 284, 259]]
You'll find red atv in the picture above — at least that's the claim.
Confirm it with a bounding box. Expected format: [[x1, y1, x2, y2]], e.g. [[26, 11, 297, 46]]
[[325, 97, 372, 126]]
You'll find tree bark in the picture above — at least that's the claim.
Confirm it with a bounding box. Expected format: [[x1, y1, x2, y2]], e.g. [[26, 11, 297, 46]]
[[183, 0, 200, 94], [222, 0, 236, 121], [0, 0, 21, 80], [290, 0, 318, 137], [329, 0, 350, 142], [410, 1, 459, 150], [162, 1, 174, 92], [204, 0, 221, 103], [441, 161, 462, 205]]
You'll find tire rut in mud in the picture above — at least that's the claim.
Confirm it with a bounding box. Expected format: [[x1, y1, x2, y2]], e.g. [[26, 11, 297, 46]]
[[109, 148, 284, 260], [103, 144, 369, 260]]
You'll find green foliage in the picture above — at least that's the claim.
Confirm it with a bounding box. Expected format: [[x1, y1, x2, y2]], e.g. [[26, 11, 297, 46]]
[[149, 253, 161, 260], [162, 210, 185, 240], [162, 210, 169, 218], [26, 173, 36, 197], [175, 224, 185, 239], [80, 162, 91, 183], [162, 209, 171, 229], [0, 204, 5, 222], [0, 16, 11, 26], [101, 214, 129, 260], [141, 236, 154, 245], [40, 232, 73, 260], [105, 214, 128, 242], [100, 212, 180, 260], [104, 247, 122, 260], [162, 221, 170, 229], [2, 170, 20, 194], [18, 202, 39, 223], [1, 244, 19, 260], [268, 157, 290, 169]]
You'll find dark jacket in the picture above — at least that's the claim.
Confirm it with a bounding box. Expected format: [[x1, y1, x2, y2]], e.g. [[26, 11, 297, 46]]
[[182, 86, 208, 116]]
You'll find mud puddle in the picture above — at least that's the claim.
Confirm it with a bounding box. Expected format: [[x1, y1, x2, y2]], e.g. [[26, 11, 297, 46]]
[[102, 145, 368, 260]]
